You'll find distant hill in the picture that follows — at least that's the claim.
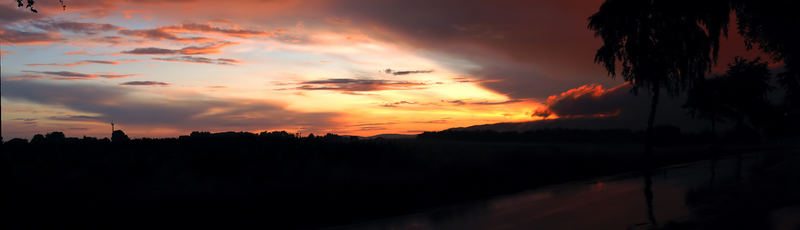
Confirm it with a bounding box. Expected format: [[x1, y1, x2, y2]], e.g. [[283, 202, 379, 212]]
[[447, 116, 644, 133], [365, 134, 417, 139]]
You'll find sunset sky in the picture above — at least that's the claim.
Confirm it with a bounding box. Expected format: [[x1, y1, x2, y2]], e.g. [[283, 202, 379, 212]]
[[0, 0, 763, 138]]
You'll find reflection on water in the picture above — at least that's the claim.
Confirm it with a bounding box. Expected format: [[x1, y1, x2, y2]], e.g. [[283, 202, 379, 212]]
[[334, 153, 773, 230]]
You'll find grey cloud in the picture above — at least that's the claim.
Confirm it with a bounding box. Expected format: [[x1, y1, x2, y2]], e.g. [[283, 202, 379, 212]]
[[1, 80, 341, 133], [26, 60, 120, 66], [152, 56, 239, 65], [120, 81, 169, 86], [381, 100, 416, 107], [384, 68, 434, 76], [296, 78, 426, 92], [20, 71, 135, 80], [120, 42, 235, 55], [0, 28, 63, 44], [33, 20, 119, 35], [119, 28, 208, 41], [0, 4, 37, 23]]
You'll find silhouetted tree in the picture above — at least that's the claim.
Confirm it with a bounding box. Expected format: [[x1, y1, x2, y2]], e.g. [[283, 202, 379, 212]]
[[45, 131, 65, 144], [4, 138, 28, 145], [14, 0, 65, 13], [588, 0, 730, 157], [720, 57, 773, 129], [30, 134, 45, 145], [734, 0, 800, 113], [684, 57, 772, 137], [112, 130, 130, 143], [684, 76, 728, 137]]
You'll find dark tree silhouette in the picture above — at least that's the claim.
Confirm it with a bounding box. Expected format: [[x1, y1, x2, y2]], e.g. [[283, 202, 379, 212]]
[[720, 57, 773, 129], [684, 76, 728, 137], [111, 130, 130, 143], [14, 0, 65, 13], [588, 0, 730, 157], [30, 134, 45, 144], [684, 57, 772, 137], [734, 0, 800, 112]]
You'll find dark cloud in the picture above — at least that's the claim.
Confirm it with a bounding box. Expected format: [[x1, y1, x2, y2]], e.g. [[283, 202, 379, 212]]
[[0, 4, 37, 23], [0, 28, 63, 44], [19, 71, 136, 80], [352, 122, 397, 127], [33, 20, 119, 35], [546, 84, 635, 117], [381, 100, 416, 107], [327, 0, 609, 99], [26, 60, 120, 66], [441, 99, 522, 106], [296, 78, 426, 92], [49, 115, 104, 121], [122, 47, 177, 55], [152, 56, 239, 65], [383, 68, 434, 76], [502, 83, 706, 131], [470, 99, 523, 105], [118, 28, 209, 41], [170, 23, 268, 37], [120, 81, 169, 86], [1, 80, 341, 133], [92, 36, 123, 44], [120, 42, 236, 55]]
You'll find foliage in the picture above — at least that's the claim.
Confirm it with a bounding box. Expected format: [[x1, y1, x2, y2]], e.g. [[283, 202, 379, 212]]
[[684, 57, 773, 133], [588, 0, 730, 95], [15, 0, 65, 13], [2, 130, 727, 229]]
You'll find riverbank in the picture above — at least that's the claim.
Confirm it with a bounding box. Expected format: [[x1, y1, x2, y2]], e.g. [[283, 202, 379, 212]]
[[3, 134, 798, 229]]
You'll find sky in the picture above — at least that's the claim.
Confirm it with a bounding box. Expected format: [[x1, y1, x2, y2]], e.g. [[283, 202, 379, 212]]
[[0, 0, 765, 139]]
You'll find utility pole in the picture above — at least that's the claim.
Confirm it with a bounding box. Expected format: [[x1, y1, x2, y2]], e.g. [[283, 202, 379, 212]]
[[111, 121, 115, 133]]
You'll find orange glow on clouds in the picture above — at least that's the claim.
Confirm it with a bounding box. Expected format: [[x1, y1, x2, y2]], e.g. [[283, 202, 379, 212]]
[[0, 0, 633, 138]]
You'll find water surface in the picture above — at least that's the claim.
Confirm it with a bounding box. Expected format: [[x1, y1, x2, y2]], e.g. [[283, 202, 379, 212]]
[[336, 153, 764, 230]]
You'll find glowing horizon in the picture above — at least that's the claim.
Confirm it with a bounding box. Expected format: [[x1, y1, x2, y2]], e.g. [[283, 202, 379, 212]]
[[0, 1, 551, 138], [0, 0, 763, 139]]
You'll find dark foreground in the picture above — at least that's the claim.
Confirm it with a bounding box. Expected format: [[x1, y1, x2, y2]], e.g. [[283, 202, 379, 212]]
[[335, 149, 800, 230], [1, 131, 797, 229]]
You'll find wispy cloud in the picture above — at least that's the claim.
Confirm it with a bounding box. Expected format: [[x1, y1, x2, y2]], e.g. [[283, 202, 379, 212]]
[[32, 20, 119, 35], [119, 28, 211, 42], [120, 81, 169, 86], [381, 101, 416, 107], [0, 29, 63, 44], [295, 78, 426, 92], [152, 56, 239, 65], [26, 60, 121, 67], [384, 68, 434, 76], [2, 80, 341, 132], [120, 42, 237, 55], [19, 71, 136, 80]]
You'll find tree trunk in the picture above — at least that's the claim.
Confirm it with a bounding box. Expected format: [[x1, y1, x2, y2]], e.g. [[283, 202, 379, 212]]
[[711, 113, 716, 140], [645, 85, 661, 159]]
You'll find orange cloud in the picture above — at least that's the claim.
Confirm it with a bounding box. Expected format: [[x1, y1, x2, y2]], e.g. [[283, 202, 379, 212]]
[[544, 83, 632, 118], [64, 49, 89, 55]]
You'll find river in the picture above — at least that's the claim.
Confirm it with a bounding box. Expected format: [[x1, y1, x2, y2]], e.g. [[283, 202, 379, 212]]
[[332, 152, 782, 230]]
